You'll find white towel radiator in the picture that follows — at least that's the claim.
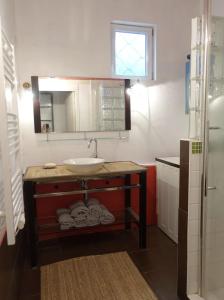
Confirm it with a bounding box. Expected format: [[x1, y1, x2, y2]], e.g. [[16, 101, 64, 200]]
[[0, 20, 25, 245]]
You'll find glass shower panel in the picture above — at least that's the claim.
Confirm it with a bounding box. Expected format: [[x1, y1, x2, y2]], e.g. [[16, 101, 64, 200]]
[[189, 17, 204, 140], [203, 16, 224, 300]]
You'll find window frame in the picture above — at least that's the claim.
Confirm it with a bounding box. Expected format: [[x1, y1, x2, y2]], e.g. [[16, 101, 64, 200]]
[[111, 22, 155, 80]]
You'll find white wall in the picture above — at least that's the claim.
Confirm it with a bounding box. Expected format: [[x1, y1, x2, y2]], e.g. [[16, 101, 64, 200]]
[[15, 0, 200, 168], [212, 0, 224, 16]]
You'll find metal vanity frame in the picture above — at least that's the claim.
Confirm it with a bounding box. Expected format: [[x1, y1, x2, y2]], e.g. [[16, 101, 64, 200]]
[[23, 166, 147, 268]]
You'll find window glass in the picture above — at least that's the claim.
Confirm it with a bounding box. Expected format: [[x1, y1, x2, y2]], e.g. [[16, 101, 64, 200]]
[[115, 32, 146, 77], [112, 23, 155, 79]]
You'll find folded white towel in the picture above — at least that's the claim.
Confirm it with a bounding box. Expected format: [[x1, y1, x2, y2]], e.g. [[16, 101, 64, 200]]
[[100, 205, 115, 225]]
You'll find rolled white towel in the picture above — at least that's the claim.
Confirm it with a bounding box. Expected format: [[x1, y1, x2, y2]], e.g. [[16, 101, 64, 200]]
[[73, 214, 87, 222], [87, 198, 102, 218], [58, 213, 74, 225], [73, 218, 87, 228], [100, 205, 115, 225], [71, 206, 89, 218], [56, 208, 70, 217], [70, 201, 89, 218], [88, 205, 102, 218], [70, 201, 86, 210], [86, 215, 100, 227], [56, 208, 74, 230], [60, 224, 72, 230], [87, 198, 100, 205]]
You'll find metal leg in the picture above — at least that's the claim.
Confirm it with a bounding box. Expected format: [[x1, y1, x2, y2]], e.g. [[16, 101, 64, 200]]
[[125, 174, 131, 230], [139, 171, 147, 248], [81, 180, 89, 205], [84, 181, 88, 205], [23, 181, 38, 268]]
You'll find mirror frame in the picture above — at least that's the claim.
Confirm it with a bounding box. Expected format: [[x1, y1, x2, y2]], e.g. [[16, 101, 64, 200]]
[[31, 76, 131, 133]]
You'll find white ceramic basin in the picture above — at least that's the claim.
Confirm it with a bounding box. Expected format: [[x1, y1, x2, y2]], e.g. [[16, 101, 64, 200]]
[[63, 157, 105, 174]]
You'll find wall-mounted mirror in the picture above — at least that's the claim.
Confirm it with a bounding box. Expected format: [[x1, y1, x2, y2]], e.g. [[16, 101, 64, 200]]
[[31, 76, 131, 133]]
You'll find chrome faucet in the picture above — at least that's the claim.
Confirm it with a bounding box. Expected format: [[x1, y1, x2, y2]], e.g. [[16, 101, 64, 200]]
[[88, 138, 98, 158]]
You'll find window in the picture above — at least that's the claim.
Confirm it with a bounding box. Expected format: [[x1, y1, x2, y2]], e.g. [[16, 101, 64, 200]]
[[112, 22, 155, 79]]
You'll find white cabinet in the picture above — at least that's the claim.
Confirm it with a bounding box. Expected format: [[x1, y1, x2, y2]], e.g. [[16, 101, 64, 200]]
[[157, 161, 179, 243]]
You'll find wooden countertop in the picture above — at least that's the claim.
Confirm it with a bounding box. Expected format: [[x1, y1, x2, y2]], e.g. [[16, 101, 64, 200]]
[[23, 161, 147, 183]]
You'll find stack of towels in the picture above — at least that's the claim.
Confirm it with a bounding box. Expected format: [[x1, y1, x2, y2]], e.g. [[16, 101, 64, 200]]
[[57, 198, 115, 230], [56, 208, 74, 231]]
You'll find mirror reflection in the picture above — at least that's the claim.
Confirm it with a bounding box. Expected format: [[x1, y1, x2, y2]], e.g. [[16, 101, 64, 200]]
[[32, 77, 130, 133]]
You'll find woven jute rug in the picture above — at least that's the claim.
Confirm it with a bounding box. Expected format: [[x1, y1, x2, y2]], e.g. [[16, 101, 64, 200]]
[[41, 251, 158, 300]]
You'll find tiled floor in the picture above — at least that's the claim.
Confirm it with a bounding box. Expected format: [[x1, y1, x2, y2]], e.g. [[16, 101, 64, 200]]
[[19, 226, 179, 300]]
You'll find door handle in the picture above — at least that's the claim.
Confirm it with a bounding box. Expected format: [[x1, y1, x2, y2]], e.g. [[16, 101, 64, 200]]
[[207, 186, 216, 190]]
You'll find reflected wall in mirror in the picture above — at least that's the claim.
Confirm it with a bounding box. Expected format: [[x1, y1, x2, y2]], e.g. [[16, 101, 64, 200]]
[[31, 77, 131, 133]]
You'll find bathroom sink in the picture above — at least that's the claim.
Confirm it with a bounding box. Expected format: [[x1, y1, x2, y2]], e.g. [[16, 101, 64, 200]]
[[63, 158, 105, 174]]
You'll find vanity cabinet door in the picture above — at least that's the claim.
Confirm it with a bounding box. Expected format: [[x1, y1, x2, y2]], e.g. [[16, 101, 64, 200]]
[[157, 162, 179, 243]]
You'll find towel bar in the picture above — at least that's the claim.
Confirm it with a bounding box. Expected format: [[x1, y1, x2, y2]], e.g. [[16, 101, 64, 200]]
[[34, 184, 141, 199]]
